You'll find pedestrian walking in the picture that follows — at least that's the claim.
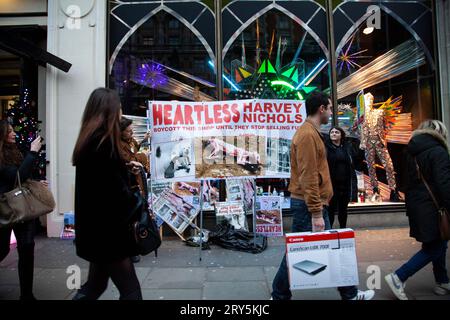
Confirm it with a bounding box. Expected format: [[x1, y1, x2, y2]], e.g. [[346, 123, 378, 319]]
[[270, 91, 374, 300], [0, 120, 46, 300], [119, 117, 150, 263], [385, 119, 450, 300], [71, 87, 142, 300]]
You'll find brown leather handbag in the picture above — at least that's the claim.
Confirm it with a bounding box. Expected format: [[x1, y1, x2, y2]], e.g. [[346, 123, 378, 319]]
[[0, 172, 55, 227], [415, 158, 450, 240]]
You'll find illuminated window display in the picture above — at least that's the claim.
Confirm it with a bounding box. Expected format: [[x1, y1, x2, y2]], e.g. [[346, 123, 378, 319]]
[[108, 0, 440, 212]]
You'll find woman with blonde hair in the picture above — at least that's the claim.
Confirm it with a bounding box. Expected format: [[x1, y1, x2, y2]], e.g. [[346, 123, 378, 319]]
[[385, 119, 450, 300], [72, 87, 142, 300]]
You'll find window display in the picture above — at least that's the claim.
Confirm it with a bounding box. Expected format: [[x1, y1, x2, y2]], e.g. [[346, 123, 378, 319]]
[[109, 0, 440, 216]]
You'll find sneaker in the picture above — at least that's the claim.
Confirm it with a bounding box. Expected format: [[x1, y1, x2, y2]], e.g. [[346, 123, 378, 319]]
[[385, 273, 408, 300], [131, 255, 141, 263], [434, 282, 450, 295], [350, 289, 375, 300]]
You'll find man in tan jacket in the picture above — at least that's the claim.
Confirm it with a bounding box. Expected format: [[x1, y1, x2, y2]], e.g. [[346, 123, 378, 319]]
[[270, 91, 375, 300]]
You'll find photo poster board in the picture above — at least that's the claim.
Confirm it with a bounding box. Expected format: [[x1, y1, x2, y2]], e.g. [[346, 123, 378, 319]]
[[149, 180, 220, 237], [255, 196, 284, 237], [148, 99, 306, 181], [147, 99, 306, 237], [215, 200, 248, 230]]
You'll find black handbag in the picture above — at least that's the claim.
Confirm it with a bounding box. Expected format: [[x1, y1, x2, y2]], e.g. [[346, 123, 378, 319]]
[[129, 167, 161, 256]]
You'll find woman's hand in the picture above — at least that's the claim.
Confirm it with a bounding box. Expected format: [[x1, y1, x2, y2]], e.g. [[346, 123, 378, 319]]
[[143, 130, 152, 141], [30, 136, 43, 152], [40, 180, 49, 188]]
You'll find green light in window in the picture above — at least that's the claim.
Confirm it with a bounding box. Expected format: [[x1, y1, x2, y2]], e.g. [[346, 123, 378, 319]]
[[302, 86, 317, 94], [271, 80, 295, 90]]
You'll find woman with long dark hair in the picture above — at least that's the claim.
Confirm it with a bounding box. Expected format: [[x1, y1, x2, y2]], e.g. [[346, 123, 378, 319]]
[[0, 120, 44, 300], [119, 117, 150, 264], [72, 88, 142, 300], [325, 126, 357, 229]]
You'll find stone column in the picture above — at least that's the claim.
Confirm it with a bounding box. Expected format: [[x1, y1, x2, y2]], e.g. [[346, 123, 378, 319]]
[[45, 0, 106, 236], [437, 0, 450, 144]]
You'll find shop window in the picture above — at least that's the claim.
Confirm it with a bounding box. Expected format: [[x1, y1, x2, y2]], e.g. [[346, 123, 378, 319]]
[[168, 19, 179, 30]]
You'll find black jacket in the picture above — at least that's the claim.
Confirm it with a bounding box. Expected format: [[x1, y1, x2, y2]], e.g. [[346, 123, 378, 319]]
[[325, 139, 358, 201], [74, 133, 139, 263], [406, 129, 450, 243], [0, 151, 38, 194]]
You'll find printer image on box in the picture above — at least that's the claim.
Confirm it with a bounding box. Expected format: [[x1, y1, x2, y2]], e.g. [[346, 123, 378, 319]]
[[293, 260, 327, 276]]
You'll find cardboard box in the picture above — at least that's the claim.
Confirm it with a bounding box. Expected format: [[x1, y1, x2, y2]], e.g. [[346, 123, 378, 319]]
[[286, 229, 359, 290]]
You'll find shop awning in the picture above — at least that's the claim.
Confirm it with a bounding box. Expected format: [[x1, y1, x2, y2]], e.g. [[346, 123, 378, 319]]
[[0, 28, 71, 73]]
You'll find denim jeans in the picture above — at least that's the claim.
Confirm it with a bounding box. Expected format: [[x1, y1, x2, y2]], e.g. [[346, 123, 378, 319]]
[[271, 198, 358, 300], [395, 240, 449, 284]]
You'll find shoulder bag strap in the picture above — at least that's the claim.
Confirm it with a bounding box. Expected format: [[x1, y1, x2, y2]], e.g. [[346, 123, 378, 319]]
[[415, 157, 441, 210], [15, 170, 22, 189]]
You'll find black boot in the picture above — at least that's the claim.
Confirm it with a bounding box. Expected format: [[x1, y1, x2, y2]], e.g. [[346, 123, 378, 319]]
[[17, 243, 35, 300], [131, 255, 140, 263], [390, 190, 401, 202], [72, 291, 89, 300]]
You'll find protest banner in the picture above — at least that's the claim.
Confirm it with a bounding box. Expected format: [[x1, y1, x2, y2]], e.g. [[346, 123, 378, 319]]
[[148, 99, 306, 180]]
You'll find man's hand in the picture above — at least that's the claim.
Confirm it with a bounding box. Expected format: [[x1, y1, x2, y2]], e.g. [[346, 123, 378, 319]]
[[127, 161, 143, 175], [312, 217, 325, 232]]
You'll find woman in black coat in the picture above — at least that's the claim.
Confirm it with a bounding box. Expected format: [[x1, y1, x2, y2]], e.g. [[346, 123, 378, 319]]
[[325, 126, 357, 228], [71, 88, 142, 300], [385, 120, 450, 300], [0, 120, 44, 300]]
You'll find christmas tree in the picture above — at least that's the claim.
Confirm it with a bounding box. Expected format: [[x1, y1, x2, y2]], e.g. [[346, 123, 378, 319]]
[[6, 88, 46, 179]]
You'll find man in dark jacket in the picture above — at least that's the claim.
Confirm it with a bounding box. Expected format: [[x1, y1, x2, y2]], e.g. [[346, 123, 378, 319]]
[[385, 120, 450, 300]]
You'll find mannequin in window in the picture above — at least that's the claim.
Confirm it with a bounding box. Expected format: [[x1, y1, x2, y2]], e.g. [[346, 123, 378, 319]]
[[360, 93, 400, 202]]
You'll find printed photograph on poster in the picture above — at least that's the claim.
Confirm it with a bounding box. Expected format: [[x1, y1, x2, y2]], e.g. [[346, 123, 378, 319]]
[[202, 180, 220, 210], [172, 181, 201, 209], [266, 138, 291, 176], [255, 196, 283, 237], [152, 139, 195, 181], [173, 181, 200, 196], [194, 136, 266, 178], [226, 178, 255, 212], [152, 189, 200, 234], [215, 200, 248, 230], [153, 198, 189, 234]]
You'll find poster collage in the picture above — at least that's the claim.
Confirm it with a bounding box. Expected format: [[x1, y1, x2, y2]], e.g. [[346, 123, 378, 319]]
[[146, 99, 306, 239]]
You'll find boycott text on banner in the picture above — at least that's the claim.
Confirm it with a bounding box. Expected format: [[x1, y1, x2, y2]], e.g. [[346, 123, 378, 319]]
[[148, 99, 306, 181], [255, 196, 283, 237], [286, 229, 359, 290], [215, 200, 247, 230], [215, 201, 245, 217]]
